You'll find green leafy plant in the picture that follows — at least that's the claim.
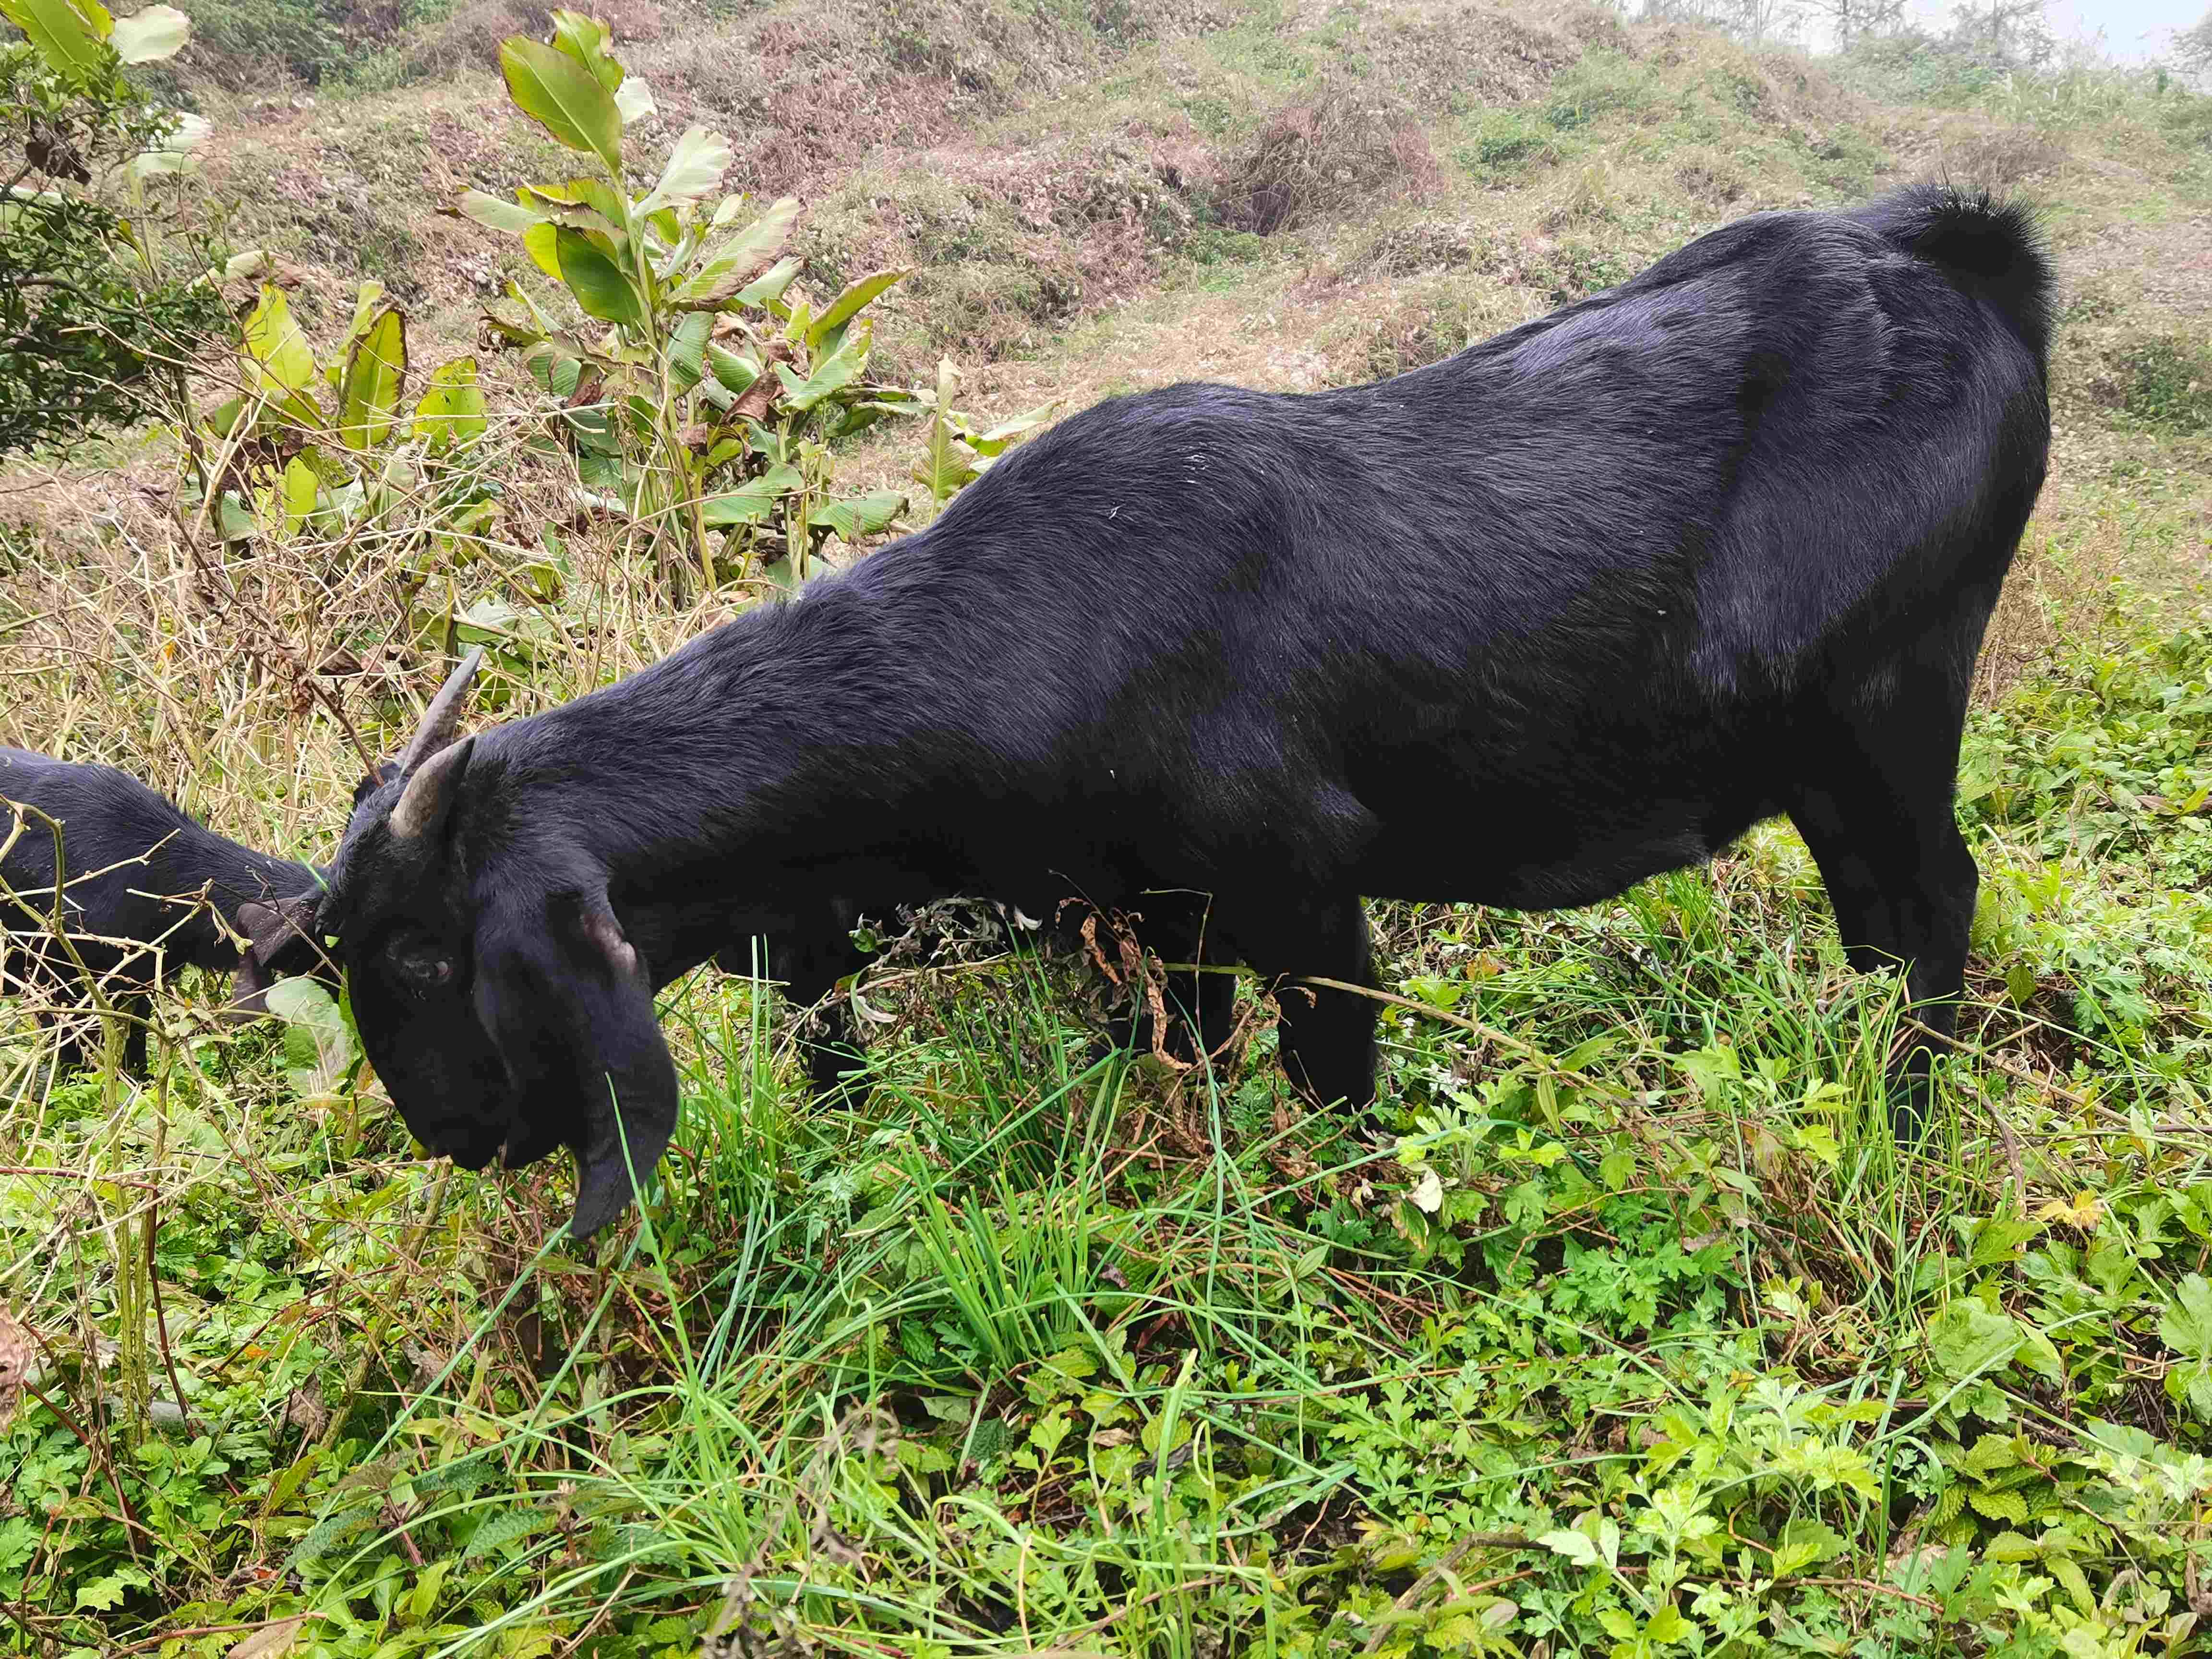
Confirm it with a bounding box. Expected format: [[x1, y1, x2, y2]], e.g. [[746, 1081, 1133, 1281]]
[[1, 0, 229, 456], [190, 279, 490, 546], [462, 11, 924, 593], [907, 355, 1057, 506]]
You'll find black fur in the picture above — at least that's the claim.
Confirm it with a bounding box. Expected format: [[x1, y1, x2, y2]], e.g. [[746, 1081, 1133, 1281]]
[[1, 749, 328, 1068], [319, 186, 2055, 1237]]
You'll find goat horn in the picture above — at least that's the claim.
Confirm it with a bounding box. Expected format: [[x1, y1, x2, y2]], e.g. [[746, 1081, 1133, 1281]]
[[394, 646, 486, 777], [388, 736, 472, 842]]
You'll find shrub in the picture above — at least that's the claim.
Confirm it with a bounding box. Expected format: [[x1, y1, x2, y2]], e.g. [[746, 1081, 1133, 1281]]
[[463, 12, 960, 592], [0, 0, 230, 457]]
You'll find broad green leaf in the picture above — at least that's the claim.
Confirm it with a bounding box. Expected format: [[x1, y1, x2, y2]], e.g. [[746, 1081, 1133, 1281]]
[[337, 308, 408, 451], [1677, 1045, 1740, 1099], [912, 360, 978, 502], [203, 395, 248, 438], [1770, 1518, 1844, 1576], [2162, 1273, 2212, 1358], [2049, 1554, 2095, 1616], [109, 1, 187, 60], [523, 176, 629, 226], [216, 249, 272, 284], [547, 6, 621, 91], [775, 321, 870, 412], [528, 348, 585, 398], [911, 430, 982, 502], [614, 73, 656, 123], [968, 397, 1058, 455], [1927, 1297, 2022, 1380], [1643, 1607, 1696, 1645], [521, 220, 562, 282], [640, 124, 731, 215], [2014, 1321, 2065, 1383], [499, 36, 622, 174], [1794, 1122, 1840, 1167], [73, 1566, 148, 1612], [809, 490, 906, 543], [280, 451, 321, 533], [329, 281, 385, 382], [667, 310, 712, 391], [732, 255, 803, 309], [806, 268, 909, 353], [267, 977, 356, 1106], [1536, 1529, 1598, 1568], [553, 227, 646, 329], [240, 286, 317, 395], [454, 188, 548, 238], [0, 0, 108, 75], [673, 196, 799, 307], [701, 464, 802, 526], [705, 343, 759, 397], [129, 111, 209, 178], [216, 491, 255, 541]]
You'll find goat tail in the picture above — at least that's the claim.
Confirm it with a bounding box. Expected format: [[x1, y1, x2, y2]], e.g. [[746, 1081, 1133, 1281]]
[[1856, 182, 2056, 367]]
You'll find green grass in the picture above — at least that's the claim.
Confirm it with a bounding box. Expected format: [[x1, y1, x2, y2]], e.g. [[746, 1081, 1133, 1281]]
[[6, 586, 2212, 1657]]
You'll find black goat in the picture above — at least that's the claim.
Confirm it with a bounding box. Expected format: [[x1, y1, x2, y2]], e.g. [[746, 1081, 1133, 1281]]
[[316, 184, 2054, 1237], [1, 749, 328, 1069]]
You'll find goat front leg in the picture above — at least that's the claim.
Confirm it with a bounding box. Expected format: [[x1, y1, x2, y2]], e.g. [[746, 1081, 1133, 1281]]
[[1232, 894, 1378, 1112]]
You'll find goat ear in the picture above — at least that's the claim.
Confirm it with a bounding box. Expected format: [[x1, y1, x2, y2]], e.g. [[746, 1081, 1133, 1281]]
[[230, 893, 325, 1018], [473, 886, 675, 1239], [353, 761, 401, 811]]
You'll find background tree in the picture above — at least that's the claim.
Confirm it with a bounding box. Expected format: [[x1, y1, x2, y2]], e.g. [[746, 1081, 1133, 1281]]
[[2178, 7, 2212, 84], [0, 0, 228, 458]]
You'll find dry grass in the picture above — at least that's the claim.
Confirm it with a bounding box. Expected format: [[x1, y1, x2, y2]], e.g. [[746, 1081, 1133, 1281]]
[[1215, 79, 1442, 234]]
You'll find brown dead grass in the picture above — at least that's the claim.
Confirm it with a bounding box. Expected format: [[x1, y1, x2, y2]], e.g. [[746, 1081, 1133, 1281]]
[[1216, 81, 1441, 236], [1319, 0, 1601, 111]]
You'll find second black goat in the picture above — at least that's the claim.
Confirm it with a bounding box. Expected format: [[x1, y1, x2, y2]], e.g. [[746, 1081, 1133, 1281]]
[[1, 748, 329, 1069]]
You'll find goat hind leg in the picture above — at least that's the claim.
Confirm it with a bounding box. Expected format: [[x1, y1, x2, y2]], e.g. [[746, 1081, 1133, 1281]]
[[1792, 740, 1979, 1138]]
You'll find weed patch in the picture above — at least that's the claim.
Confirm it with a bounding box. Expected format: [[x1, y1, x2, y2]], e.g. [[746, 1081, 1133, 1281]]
[[1455, 104, 1565, 179], [1542, 48, 1660, 130], [2096, 331, 2212, 433]]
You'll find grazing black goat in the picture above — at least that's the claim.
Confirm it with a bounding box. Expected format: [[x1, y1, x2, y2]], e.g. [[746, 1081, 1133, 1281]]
[[1, 749, 328, 1069], [316, 184, 2054, 1238]]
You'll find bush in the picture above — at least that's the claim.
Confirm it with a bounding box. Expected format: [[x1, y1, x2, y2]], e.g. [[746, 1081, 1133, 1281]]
[[0, 11, 230, 457]]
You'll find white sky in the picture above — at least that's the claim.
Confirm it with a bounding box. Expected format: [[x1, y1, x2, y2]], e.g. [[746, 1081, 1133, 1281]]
[[1911, 0, 2203, 60]]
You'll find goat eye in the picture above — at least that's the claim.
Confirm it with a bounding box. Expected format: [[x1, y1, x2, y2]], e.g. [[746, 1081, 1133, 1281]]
[[386, 939, 456, 993]]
